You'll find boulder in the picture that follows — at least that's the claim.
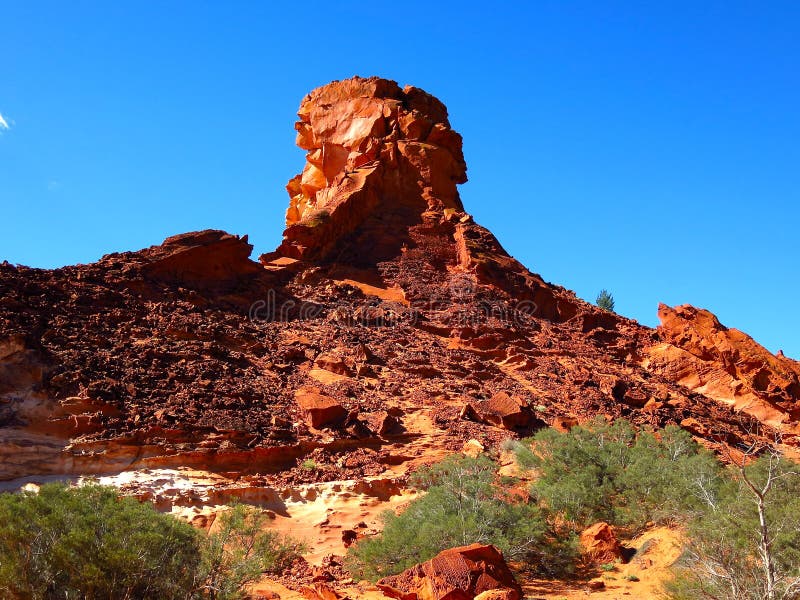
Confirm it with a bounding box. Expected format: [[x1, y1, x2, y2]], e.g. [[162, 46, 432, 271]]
[[580, 522, 623, 564], [299, 583, 342, 600], [295, 391, 348, 428], [376, 543, 521, 600], [464, 392, 533, 430], [142, 229, 262, 286], [364, 410, 401, 436]]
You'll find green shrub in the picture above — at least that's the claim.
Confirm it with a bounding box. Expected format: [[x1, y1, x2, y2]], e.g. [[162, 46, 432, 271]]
[[345, 455, 577, 581], [0, 482, 200, 599], [0, 483, 307, 600], [199, 503, 307, 600], [518, 418, 722, 532]]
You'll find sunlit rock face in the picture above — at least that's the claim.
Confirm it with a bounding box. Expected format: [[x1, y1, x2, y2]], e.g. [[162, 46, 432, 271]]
[[644, 303, 800, 431], [272, 76, 467, 264]]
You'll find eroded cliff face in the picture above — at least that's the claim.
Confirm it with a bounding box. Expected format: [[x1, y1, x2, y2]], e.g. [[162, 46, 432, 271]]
[[272, 76, 466, 264], [1, 76, 799, 578]]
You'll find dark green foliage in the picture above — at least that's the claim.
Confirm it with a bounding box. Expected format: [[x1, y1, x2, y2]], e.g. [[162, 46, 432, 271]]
[[519, 418, 722, 532], [666, 454, 800, 600], [345, 455, 577, 582], [0, 482, 200, 599], [596, 289, 615, 312], [0, 484, 307, 600]]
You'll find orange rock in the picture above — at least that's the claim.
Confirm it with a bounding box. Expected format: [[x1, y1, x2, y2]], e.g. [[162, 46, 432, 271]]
[[580, 522, 623, 564], [474, 591, 519, 600], [295, 391, 348, 428], [314, 352, 353, 376], [364, 410, 401, 436], [462, 438, 485, 457], [299, 582, 342, 600], [376, 544, 521, 600], [645, 304, 800, 430], [550, 416, 578, 432], [269, 76, 467, 264], [142, 229, 262, 286], [464, 392, 536, 431]]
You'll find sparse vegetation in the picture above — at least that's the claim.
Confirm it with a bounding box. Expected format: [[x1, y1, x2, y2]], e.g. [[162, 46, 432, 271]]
[[666, 447, 800, 600], [596, 289, 615, 312], [199, 503, 307, 600], [345, 454, 577, 581], [0, 483, 306, 600], [515, 417, 723, 532], [7, 426, 799, 600]]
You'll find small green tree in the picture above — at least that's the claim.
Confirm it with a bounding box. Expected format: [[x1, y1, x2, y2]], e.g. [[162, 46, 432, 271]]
[[345, 454, 576, 581], [596, 289, 615, 312], [667, 448, 800, 600], [518, 418, 722, 532], [197, 503, 307, 600]]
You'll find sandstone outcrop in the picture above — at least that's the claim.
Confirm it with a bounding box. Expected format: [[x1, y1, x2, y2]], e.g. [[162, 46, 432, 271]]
[[270, 77, 466, 264], [376, 544, 521, 600], [644, 304, 800, 432], [2, 76, 792, 488]]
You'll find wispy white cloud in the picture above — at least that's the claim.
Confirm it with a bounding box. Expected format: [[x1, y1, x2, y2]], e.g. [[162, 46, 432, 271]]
[[0, 112, 9, 131]]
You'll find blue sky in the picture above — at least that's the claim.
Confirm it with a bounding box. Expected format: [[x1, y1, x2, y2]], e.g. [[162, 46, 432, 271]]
[[1, 1, 798, 358]]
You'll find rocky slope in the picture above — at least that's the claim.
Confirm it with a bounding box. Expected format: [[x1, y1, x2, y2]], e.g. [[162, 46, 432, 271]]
[[2, 76, 799, 586]]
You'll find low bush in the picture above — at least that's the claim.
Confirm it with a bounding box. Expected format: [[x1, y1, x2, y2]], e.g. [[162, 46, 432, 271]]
[[0, 483, 306, 600], [0, 482, 200, 599], [345, 454, 577, 581], [666, 453, 800, 600], [199, 503, 307, 600], [517, 417, 723, 532]]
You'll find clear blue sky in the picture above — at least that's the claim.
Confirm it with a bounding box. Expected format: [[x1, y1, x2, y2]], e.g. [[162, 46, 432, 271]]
[[1, 1, 798, 358]]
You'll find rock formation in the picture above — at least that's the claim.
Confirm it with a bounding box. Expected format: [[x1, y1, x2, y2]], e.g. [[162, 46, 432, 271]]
[[376, 544, 522, 600], [1, 75, 800, 596], [645, 304, 800, 435], [270, 77, 466, 264]]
